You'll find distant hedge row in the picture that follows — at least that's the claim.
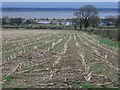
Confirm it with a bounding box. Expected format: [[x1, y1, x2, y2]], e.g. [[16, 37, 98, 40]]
[[2, 25, 74, 30], [83, 29, 119, 41], [2, 25, 119, 41]]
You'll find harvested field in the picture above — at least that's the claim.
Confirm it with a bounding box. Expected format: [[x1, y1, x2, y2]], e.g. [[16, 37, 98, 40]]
[[2, 29, 119, 88]]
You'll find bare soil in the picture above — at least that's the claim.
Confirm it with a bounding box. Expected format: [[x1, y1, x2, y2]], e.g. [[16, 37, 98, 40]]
[[2, 29, 119, 88]]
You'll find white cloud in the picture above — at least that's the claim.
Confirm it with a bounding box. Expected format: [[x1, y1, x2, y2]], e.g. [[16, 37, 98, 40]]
[[2, 0, 119, 2]]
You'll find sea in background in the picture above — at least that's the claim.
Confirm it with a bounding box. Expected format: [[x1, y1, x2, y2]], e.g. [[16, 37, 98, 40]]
[[2, 9, 118, 19], [1, 2, 118, 19]]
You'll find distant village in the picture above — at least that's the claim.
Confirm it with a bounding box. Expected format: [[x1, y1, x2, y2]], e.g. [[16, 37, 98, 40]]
[[36, 20, 73, 25], [1, 15, 119, 29], [2, 16, 74, 26]]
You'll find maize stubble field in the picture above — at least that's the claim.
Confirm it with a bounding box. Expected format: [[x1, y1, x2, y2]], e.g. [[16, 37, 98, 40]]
[[2, 29, 119, 88]]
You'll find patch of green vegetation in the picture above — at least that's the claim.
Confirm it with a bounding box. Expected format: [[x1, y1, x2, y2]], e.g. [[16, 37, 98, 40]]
[[103, 84, 120, 89], [84, 31, 119, 49], [98, 37, 119, 49], [32, 24, 74, 30], [80, 82, 98, 88], [13, 86, 20, 90], [3, 76, 15, 83], [49, 48, 52, 51], [71, 80, 79, 88], [13, 88, 20, 90], [4, 48, 11, 51], [39, 64, 46, 69], [71, 81, 99, 89]]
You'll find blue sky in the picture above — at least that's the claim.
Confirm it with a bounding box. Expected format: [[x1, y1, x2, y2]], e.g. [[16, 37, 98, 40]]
[[2, 2, 118, 8]]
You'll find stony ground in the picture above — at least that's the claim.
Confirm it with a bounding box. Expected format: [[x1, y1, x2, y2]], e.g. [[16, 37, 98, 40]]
[[2, 29, 119, 88]]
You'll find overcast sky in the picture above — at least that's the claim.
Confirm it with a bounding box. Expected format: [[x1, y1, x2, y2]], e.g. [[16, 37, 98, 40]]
[[2, 0, 119, 2]]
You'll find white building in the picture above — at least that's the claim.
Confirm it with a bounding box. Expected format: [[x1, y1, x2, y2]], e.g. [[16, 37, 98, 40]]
[[37, 21, 51, 24], [65, 22, 73, 25]]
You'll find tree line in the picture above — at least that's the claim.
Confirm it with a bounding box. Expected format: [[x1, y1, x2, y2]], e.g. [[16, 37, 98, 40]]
[[73, 5, 119, 29]]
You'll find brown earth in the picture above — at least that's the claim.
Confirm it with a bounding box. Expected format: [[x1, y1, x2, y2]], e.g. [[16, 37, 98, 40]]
[[2, 29, 119, 88]]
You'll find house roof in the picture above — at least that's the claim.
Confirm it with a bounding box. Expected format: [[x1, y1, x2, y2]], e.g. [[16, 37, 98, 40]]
[[37, 21, 51, 24]]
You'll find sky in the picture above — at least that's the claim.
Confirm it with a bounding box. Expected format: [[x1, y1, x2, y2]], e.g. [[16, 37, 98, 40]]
[[1, 0, 120, 2], [2, 2, 118, 8]]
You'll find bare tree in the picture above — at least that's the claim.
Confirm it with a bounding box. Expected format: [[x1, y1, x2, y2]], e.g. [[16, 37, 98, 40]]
[[112, 16, 119, 28], [89, 16, 99, 28], [74, 5, 99, 28], [104, 15, 120, 27], [10, 17, 23, 25], [104, 16, 114, 27]]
